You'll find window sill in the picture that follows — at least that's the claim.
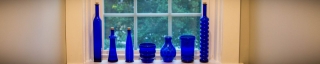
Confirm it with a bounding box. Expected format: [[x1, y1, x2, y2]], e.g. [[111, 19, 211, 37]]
[[91, 60, 220, 64], [102, 50, 200, 60]]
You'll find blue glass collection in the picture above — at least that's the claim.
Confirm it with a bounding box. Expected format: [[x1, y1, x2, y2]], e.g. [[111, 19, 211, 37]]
[[108, 27, 118, 62], [160, 36, 176, 62], [180, 35, 196, 63], [200, 3, 209, 63], [139, 43, 156, 63], [93, 2, 210, 63], [93, 2, 102, 62], [125, 27, 134, 62]]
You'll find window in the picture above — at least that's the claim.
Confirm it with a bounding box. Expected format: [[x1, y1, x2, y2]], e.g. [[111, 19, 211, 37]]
[[104, 0, 202, 50]]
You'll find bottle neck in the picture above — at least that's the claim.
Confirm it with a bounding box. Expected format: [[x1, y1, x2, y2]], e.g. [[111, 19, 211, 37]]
[[165, 38, 171, 44], [127, 30, 131, 35], [95, 4, 99, 17], [111, 30, 114, 36], [202, 4, 207, 16]]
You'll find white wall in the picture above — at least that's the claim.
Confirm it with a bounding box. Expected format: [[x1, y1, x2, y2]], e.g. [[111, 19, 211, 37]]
[[246, 0, 320, 64], [0, 0, 66, 64]]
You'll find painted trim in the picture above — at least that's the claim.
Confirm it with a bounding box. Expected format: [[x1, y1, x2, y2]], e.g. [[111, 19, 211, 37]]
[[66, 0, 241, 64], [221, 0, 240, 63], [66, 0, 86, 64]]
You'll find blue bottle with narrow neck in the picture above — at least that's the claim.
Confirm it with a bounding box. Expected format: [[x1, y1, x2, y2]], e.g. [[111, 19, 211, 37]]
[[108, 27, 118, 62], [160, 36, 176, 62], [93, 2, 102, 62], [125, 27, 134, 62], [200, 2, 209, 63]]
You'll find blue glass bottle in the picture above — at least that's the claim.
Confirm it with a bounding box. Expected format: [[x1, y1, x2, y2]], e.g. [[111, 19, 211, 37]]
[[139, 43, 156, 63], [93, 2, 102, 62], [200, 2, 209, 63], [125, 27, 134, 62], [160, 36, 176, 62], [180, 35, 195, 63], [108, 27, 118, 62]]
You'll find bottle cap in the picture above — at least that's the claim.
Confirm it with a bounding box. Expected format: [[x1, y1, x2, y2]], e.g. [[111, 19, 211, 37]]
[[128, 27, 131, 30], [111, 27, 114, 30], [203, 2, 207, 4], [96, 2, 99, 4]]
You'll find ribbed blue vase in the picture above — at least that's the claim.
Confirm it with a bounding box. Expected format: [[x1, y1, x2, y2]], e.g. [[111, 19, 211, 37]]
[[139, 43, 156, 63], [93, 3, 102, 62], [180, 35, 195, 63], [160, 36, 176, 62], [125, 27, 134, 62], [108, 27, 118, 62], [200, 3, 209, 63]]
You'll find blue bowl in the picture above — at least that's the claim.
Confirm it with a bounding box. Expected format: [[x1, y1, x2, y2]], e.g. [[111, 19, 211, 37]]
[[139, 43, 156, 63]]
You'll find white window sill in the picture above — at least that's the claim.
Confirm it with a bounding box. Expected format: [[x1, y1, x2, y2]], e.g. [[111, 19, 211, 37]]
[[102, 50, 200, 60], [91, 60, 220, 64]]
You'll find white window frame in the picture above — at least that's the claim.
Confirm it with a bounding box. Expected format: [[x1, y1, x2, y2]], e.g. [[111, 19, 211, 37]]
[[66, 0, 240, 64], [101, 0, 203, 60]]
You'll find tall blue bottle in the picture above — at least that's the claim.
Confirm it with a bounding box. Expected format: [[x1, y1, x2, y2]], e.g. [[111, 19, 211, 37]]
[[200, 2, 209, 63], [108, 27, 118, 62], [93, 2, 102, 62], [125, 27, 134, 62], [160, 36, 176, 62]]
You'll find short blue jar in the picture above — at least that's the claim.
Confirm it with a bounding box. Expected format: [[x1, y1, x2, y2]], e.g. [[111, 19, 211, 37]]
[[139, 43, 156, 63]]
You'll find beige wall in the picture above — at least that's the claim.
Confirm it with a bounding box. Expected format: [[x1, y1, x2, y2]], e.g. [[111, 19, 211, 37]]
[[0, 0, 66, 64], [241, 0, 320, 64]]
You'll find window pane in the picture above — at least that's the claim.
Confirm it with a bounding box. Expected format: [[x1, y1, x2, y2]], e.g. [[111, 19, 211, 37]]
[[104, 0, 134, 13], [172, 17, 200, 50], [104, 17, 134, 50], [138, 0, 168, 13], [138, 17, 168, 49], [172, 0, 201, 13]]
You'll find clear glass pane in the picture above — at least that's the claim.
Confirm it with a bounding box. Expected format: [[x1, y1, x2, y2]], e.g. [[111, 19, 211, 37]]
[[104, 0, 134, 13], [172, 17, 200, 50], [172, 0, 201, 13], [138, 0, 168, 13], [138, 17, 168, 49], [104, 17, 134, 50]]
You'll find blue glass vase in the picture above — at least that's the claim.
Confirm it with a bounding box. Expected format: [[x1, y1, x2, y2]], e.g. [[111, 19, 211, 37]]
[[180, 35, 195, 63], [108, 27, 118, 62], [93, 3, 102, 62], [160, 36, 176, 62], [125, 27, 134, 62], [200, 2, 209, 63], [139, 43, 156, 63]]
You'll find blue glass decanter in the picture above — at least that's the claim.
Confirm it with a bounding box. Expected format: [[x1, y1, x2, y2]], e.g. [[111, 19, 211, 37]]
[[108, 27, 118, 62], [93, 2, 102, 62], [180, 35, 196, 63], [125, 27, 134, 62], [160, 36, 176, 62], [200, 2, 209, 63]]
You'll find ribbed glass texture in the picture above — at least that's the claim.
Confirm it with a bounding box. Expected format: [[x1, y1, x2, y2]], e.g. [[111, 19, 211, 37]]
[[139, 43, 156, 63], [199, 3, 209, 63]]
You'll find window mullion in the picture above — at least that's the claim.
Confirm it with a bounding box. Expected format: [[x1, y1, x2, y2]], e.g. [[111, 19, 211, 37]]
[[168, 0, 172, 36], [133, 0, 138, 50]]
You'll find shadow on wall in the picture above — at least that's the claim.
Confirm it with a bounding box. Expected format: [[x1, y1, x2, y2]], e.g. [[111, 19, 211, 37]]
[[241, 0, 320, 64]]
